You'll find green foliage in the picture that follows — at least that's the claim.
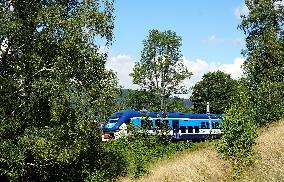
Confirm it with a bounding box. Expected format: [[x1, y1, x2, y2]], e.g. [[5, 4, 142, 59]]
[[217, 80, 257, 159], [119, 89, 160, 111], [190, 71, 236, 114], [166, 97, 193, 113], [103, 127, 192, 178], [217, 1, 284, 178], [239, 0, 284, 126], [119, 89, 192, 112], [131, 29, 192, 111], [0, 0, 120, 181], [217, 80, 257, 177], [239, 0, 284, 88], [254, 82, 284, 126]]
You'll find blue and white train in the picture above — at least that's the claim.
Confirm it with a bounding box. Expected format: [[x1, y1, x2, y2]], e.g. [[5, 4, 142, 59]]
[[101, 109, 224, 141]]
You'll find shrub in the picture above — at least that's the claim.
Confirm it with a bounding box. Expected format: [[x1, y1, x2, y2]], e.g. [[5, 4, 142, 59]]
[[217, 80, 258, 177], [102, 127, 192, 179]]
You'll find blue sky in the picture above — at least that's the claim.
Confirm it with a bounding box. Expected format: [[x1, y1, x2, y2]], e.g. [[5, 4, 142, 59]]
[[106, 0, 248, 91]]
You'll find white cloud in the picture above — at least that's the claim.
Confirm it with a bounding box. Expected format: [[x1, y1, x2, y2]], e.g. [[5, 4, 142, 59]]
[[235, 1, 284, 18], [182, 56, 245, 88], [10, 4, 14, 11], [218, 57, 245, 79], [275, 0, 284, 5], [205, 35, 243, 46], [106, 54, 245, 97], [209, 35, 217, 42], [183, 58, 217, 89], [106, 54, 138, 89], [234, 4, 249, 19], [98, 45, 109, 54], [206, 35, 222, 45], [232, 37, 243, 45], [1, 39, 8, 51]]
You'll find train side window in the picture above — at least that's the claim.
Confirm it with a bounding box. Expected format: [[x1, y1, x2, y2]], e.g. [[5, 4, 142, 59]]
[[172, 120, 179, 129], [163, 120, 169, 128], [141, 120, 147, 129], [141, 118, 152, 129], [180, 126, 186, 133], [212, 122, 220, 129], [206, 122, 209, 129], [215, 122, 219, 129], [201, 122, 206, 129], [155, 119, 161, 127], [148, 120, 153, 129], [194, 126, 199, 133], [188, 126, 193, 133]]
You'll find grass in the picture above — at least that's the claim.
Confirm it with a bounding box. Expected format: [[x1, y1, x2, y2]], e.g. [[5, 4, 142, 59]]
[[239, 120, 284, 182], [118, 141, 231, 182], [102, 133, 193, 179], [118, 120, 284, 182]]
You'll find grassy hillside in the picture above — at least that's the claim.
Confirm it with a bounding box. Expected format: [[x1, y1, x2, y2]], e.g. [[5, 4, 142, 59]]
[[119, 120, 284, 182], [119, 142, 231, 182], [240, 120, 284, 182]]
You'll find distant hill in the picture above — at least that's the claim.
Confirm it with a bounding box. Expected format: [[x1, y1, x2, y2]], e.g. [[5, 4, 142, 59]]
[[117, 89, 131, 106], [118, 89, 193, 109], [183, 99, 193, 108]]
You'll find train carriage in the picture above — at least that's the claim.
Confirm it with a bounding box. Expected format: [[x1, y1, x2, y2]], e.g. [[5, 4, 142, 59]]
[[101, 110, 223, 141]]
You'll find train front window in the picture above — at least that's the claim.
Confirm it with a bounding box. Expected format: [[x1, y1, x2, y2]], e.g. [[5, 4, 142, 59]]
[[108, 119, 119, 123], [106, 112, 123, 124], [109, 112, 123, 119]]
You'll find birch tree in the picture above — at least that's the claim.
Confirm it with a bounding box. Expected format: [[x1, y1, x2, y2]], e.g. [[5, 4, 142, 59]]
[[131, 29, 192, 111]]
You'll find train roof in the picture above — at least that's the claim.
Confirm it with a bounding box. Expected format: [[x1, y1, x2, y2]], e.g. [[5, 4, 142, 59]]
[[114, 110, 223, 119]]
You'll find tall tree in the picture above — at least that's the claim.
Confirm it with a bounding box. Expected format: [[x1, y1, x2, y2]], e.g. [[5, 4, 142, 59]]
[[190, 71, 235, 114], [131, 29, 192, 111], [0, 0, 120, 181], [239, 0, 284, 125], [239, 0, 284, 88]]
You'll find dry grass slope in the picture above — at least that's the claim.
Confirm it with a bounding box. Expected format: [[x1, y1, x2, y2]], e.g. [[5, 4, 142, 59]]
[[119, 143, 231, 182], [240, 120, 284, 182], [119, 120, 284, 182]]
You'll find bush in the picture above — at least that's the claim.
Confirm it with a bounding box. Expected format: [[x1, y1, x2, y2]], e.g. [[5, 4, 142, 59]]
[[102, 128, 192, 179], [217, 80, 258, 177]]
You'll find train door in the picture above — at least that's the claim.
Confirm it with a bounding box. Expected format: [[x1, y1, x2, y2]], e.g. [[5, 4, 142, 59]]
[[172, 120, 179, 134]]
